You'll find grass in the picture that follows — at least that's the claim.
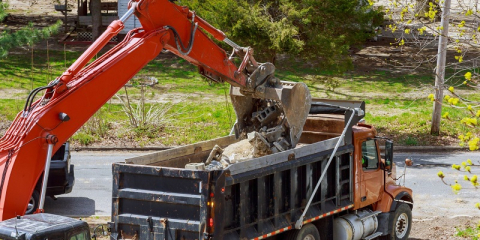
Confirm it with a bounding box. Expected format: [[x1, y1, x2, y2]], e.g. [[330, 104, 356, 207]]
[[69, 100, 236, 146], [456, 226, 480, 239], [1, 46, 480, 147], [0, 50, 82, 90], [0, 99, 25, 120]]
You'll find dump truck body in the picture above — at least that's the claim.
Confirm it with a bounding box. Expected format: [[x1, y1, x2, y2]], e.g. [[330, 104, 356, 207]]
[[110, 100, 413, 240]]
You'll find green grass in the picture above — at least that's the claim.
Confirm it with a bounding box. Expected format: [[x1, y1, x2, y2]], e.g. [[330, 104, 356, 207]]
[[456, 226, 480, 240], [68, 101, 235, 146], [0, 99, 25, 120], [0, 50, 82, 90]]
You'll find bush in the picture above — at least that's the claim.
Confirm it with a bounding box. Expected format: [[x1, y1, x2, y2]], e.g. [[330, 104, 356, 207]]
[[185, 0, 382, 73]]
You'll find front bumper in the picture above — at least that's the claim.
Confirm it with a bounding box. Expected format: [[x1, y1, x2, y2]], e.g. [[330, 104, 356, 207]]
[[47, 165, 75, 196]]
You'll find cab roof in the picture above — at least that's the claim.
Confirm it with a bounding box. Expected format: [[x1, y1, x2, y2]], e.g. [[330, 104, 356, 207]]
[[0, 213, 87, 240]]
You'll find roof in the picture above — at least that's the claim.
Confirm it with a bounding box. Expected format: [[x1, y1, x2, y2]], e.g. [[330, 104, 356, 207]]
[[0, 213, 87, 240]]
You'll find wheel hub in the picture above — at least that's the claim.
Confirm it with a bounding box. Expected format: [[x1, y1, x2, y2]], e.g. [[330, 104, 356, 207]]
[[303, 234, 315, 240], [395, 213, 408, 238]]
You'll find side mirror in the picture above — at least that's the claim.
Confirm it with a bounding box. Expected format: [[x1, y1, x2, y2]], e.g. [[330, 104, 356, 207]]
[[92, 224, 109, 240], [405, 158, 413, 166], [384, 140, 394, 170]]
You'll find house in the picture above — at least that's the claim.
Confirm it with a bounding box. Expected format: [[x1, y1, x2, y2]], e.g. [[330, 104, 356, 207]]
[[76, 0, 141, 35]]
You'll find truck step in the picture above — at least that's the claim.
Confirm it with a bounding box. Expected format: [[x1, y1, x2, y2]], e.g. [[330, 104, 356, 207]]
[[359, 210, 382, 221], [363, 231, 383, 240]]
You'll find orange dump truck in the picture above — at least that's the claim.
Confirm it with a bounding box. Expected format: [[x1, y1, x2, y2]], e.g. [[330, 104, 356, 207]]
[[0, 99, 412, 240], [107, 99, 413, 240]]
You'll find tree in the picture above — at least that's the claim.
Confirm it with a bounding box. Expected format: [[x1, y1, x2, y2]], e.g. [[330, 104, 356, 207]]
[[376, 0, 480, 231], [185, 0, 382, 73], [376, 0, 480, 149], [91, 0, 102, 40], [0, 3, 62, 57]]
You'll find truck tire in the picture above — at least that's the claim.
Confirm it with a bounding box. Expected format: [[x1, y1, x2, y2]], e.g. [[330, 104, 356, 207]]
[[387, 203, 412, 240], [288, 223, 321, 240], [25, 190, 40, 215]]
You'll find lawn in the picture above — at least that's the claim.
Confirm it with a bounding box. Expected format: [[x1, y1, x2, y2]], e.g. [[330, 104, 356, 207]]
[[0, 46, 479, 147]]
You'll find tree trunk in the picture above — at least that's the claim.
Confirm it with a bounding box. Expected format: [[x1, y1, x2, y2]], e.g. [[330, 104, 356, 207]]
[[431, 0, 450, 135], [91, 0, 102, 40]]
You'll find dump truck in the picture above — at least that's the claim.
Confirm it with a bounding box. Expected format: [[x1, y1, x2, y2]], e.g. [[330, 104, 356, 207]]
[[108, 99, 413, 240], [0, 99, 413, 240]]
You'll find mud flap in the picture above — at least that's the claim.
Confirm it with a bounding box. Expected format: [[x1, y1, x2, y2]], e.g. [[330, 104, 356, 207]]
[[377, 212, 390, 236]]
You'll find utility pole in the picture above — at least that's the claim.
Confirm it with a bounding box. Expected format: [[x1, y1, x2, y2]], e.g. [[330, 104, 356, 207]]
[[431, 0, 451, 135]]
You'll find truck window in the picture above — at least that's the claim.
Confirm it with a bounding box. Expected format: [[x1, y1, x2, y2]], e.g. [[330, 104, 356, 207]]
[[361, 139, 379, 170], [69, 231, 88, 240]]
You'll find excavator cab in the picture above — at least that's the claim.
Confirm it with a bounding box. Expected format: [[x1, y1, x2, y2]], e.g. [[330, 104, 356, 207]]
[[0, 214, 90, 240]]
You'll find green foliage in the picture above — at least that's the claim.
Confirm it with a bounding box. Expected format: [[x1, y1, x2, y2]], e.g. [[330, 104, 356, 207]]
[[403, 136, 418, 146], [82, 109, 112, 138], [186, 0, 305, 62], [0, 20, 63, 57], [455, 221, 480, 239], [0, 3, 62, 58], [185, 0, 381, 72], [0, 3, 8, 22], [299, 0, 383, 72], [71, 132, 97, 146]]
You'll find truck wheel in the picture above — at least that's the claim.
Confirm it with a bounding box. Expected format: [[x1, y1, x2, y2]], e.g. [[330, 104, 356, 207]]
[[25, 190, 40, 215], [288, 223, 321, 240], [388, 203, 412, 240]]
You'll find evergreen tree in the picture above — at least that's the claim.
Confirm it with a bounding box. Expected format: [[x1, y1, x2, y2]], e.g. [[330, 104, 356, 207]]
[[0, 3, 62, 57]]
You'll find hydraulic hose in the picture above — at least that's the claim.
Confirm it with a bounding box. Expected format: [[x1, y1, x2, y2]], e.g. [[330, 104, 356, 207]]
[[165, 13, 198, 56]]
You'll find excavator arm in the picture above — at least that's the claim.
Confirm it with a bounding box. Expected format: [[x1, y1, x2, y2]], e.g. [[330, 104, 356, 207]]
[[0, 0, 311, 220]]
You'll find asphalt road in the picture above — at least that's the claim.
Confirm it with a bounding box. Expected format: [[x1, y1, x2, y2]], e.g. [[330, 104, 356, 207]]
[[395, 151, 480, 219], [43, 151, 141, 217], [44, 150, 480, 220]]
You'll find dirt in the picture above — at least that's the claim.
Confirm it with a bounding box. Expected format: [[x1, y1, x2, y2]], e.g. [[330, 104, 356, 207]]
[[410, 216, 478, 239]]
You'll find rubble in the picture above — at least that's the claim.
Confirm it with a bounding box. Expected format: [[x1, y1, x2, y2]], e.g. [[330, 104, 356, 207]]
[[201, 131, 280, 170]]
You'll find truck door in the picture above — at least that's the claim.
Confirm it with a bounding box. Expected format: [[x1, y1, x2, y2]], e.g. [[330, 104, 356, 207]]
[[359, 139, 384, 208]]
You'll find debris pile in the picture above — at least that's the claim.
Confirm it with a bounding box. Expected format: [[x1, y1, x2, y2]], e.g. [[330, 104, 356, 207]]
[[185, 131, 283, 170]]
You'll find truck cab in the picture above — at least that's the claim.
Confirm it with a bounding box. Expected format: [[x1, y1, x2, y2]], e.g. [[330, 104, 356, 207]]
[[0, 213, 89, 240]]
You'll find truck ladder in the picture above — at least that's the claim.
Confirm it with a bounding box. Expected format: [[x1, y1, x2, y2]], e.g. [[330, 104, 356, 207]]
[[295, 106, 364, 229]]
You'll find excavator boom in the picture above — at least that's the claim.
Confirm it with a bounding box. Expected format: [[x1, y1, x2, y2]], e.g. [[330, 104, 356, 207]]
[[0, 0, 310, 220]]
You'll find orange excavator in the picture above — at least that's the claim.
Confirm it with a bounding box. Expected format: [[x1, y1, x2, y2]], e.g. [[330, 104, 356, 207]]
[[0, 0, 311, 220]]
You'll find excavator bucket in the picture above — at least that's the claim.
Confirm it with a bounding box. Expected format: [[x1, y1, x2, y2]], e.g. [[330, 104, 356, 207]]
[[230, 80, 311, 152]]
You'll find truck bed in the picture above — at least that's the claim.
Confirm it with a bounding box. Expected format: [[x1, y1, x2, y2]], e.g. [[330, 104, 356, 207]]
[[110, 115, 355, 240]]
